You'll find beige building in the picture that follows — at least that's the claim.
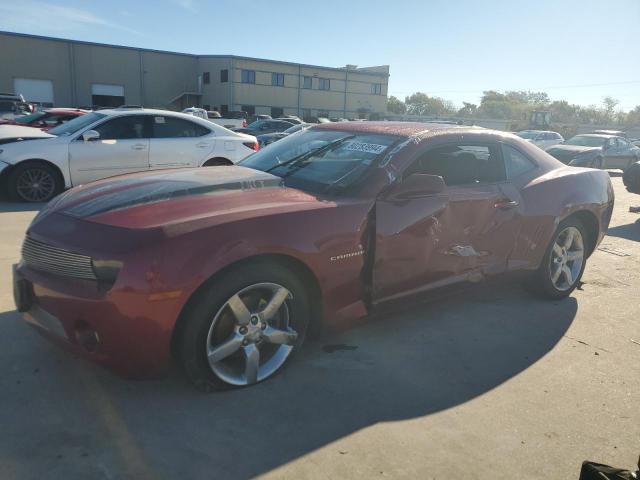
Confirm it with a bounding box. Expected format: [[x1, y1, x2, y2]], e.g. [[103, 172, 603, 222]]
[[0, 31, 389, 120]]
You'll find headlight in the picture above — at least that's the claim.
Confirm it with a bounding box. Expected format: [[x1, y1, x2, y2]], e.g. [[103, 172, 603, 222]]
[[91, 259, 122, 285]]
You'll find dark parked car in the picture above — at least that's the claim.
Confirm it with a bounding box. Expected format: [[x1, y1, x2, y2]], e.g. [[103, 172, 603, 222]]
[[233, 119, 294, 135], [0, 108, 88, 131], [256, 123, 311, 147], [546, 134, 640, 170], [13, 123, 613, 390], [623, 160, 640, 194], [276, 116, 303, 125]]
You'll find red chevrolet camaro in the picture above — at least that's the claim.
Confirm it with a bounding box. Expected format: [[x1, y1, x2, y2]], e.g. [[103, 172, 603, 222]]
[[0, 108, 88, 130], [13, 122, 614, 390]]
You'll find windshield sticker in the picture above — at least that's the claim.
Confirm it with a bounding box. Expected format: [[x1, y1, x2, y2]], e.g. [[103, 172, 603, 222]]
[[344, 142, 387, 154], [154, 116, 166, 124]]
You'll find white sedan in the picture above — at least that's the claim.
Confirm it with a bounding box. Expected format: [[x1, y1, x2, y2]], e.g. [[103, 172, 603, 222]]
[[0, 108, 259, 202], [515, 130, 564, 150]]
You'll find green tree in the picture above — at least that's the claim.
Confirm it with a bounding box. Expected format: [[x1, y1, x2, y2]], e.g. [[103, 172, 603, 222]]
[[404, 92, 455, 116], [602, 96, 619, 121], [457, 102, 477, 117], [386, 95, 406, 114]]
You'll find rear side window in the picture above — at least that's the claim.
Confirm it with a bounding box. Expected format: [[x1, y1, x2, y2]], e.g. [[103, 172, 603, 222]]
[[502, 144, 536, 179], [409, 143, 505, 186], [152, 116, 210, 138], [95, 115, 148, 140]]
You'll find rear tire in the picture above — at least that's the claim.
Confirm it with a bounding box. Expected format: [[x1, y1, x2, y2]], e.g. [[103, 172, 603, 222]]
[[531, 217, 588, 299], [7, 161, 62, 203], [176, 261, 310, 392]]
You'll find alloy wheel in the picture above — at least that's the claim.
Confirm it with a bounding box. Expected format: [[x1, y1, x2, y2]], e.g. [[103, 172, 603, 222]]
[[16, 168, 56, 202], [549, 226, 584, 291], [206, 282, 298, 386]]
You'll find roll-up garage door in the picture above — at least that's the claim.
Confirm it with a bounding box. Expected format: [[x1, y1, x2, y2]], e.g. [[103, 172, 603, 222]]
[[91, 84, 125, 108], [14, 78, 54, 105]]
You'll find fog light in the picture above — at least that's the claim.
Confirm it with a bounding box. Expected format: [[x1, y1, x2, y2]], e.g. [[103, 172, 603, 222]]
[[74, 322, 101, 353]]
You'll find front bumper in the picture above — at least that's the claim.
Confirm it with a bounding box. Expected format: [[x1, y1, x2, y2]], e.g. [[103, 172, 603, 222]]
[[13, 263, 185, 379]]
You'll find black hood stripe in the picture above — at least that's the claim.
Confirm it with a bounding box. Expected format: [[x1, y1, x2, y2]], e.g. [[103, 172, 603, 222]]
[[64, 176, 283, 218]]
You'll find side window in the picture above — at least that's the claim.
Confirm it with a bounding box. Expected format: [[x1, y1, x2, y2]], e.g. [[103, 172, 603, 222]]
[[618, 138, 629, 148], [152, 116, 210, 138], [409, 143, 505, 186], [606, 138, 617, 149], [95, 115, 147, 140], [502, 144, 536, 179]]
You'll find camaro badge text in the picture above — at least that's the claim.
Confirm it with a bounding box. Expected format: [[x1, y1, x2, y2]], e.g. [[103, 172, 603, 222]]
[[330, 249, 364, 262]]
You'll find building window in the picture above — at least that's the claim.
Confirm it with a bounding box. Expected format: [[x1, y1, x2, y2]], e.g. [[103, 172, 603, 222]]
[[91, 83, 125, 108], [272, 73, 285, 87], [302, 76, 312, 89], [220, 69, 228, 83], [271, 107, 284, 117], [241, 105, 255, 115], [203, 72, 210, 84], [371, 83, 382, 95], [318, 78, 330, 90], [220, 104, 228, 114], [241, 70, 256, 84]]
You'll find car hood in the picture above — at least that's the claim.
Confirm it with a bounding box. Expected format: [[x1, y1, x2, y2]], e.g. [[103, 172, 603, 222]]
[[43, 166, 333, 229], [0, 124, 54, 143]]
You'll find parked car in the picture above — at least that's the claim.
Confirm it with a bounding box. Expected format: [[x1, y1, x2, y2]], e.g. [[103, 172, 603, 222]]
[[13, 123, 613, 390], [516, 130, 564, 150], [275, 116, 303, 125], [249, 114, 272, 123], [0, 108, 88, 130], [591, 129, 627, 138], [233, 119, 295, 135], [546, 134, 640, 170], [0, 125, 54, 145], [183, 108, 248, 130], [256, 123, 311, 147], [0, 108, 259, 202], [623, 160, 640, 194], [0, 92, 31, 120]]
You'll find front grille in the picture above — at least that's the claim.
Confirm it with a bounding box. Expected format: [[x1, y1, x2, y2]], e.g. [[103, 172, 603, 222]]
[[21, 236, 97, 281]]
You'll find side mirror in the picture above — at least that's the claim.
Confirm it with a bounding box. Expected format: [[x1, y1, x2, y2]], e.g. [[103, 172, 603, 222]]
[[386, 174, 446, 200], [82, 130, 100, 142]]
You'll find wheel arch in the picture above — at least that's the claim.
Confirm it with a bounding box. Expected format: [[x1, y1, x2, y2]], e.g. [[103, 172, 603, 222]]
[[563, 210, 599, 257], [202, 157, 233, 167], [170, 253, 324, 356]]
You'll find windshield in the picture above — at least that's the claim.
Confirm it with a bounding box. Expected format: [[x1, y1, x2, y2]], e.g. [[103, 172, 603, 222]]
[[14, 112, 47, 124], [516, 131, 539, 140], [240, 129, 398, 194], [565, 135, 606, 147], [49, 112, 105, 136]]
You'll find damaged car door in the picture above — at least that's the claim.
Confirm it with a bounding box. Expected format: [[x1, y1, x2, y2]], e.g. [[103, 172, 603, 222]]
[[372, 141, 523, 302]]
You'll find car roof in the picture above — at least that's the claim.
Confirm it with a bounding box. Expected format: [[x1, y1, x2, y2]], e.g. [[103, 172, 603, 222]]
[[574, 133, 616, 139], [311, 121, 469, 137], [96, 108, 207, 120], [45, 108, 88, 114]]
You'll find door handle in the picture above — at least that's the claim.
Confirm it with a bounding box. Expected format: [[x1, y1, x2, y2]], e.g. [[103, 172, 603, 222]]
[[196, 142, 210, 148], [494, 199, 519, 209], [132, 144, 146, 150]]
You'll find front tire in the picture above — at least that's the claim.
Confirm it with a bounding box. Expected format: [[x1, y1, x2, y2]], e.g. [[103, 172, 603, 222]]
[[532, 218, 588, 299], [176, 261, 310, 392], [7, 161, 62, 203]]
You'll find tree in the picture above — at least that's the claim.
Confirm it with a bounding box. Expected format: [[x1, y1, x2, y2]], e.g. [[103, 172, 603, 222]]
[[457, 102, 477, 117], [386, 95, 406, 114], [602, 96, 619, 121], [404, 92, 455, 116]]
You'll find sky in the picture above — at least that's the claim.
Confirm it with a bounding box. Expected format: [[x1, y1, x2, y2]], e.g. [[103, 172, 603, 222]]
[[1, 0, 639, 110]]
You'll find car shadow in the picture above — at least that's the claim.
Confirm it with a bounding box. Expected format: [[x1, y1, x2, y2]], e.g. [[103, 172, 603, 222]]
[[606, 219, 640, 242], [606, 171, 623, 178], [0, 201, 45, 212], [0, 279, 577, 479]]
